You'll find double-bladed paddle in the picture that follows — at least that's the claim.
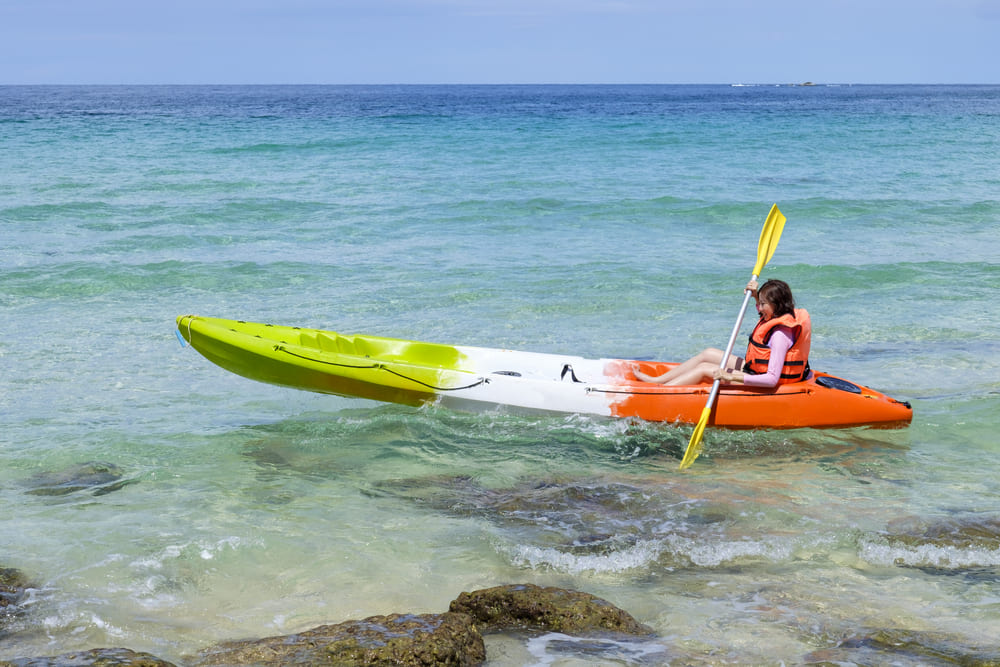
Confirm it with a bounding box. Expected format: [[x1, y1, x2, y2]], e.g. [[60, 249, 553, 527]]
[[679, 204, 786, 470]]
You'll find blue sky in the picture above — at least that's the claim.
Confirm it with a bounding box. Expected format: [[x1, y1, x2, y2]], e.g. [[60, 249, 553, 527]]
[[2, 0, 997, 84]]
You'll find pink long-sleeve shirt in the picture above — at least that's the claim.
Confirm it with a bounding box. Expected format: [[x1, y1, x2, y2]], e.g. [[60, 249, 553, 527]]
[[740, 325, 795, 388]]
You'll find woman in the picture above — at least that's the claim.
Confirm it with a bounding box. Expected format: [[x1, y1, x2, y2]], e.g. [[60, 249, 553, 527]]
[[632, 279, 811, 388]]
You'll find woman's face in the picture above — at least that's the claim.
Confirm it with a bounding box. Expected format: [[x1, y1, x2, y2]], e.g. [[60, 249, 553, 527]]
[[757, 296, 776, 320]]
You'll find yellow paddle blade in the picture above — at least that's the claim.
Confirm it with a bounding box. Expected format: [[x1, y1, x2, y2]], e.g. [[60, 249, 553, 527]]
[[679, 406, 712, 469], [751, 204, 786, 277]]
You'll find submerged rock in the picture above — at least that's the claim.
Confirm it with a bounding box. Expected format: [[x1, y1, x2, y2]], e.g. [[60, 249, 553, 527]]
[[24, 462, 134, 497], [1, 568, 31, 607], [1, 567, 32, 629], [449, 583, 654, 636], [878, 514, 1000, 575], [193, 612, 485, 666], [0, 648, 176, 666], [368, 474, 727, 563], [885, 515, 1000, 551], [805, 629, 1000, 666]]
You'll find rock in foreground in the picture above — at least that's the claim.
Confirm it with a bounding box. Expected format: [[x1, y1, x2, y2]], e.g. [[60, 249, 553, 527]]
[[450, 583, 654, 636], [0, 582, 649, 666], [193, 612, 485, 667], [0, 648, 176, 666]]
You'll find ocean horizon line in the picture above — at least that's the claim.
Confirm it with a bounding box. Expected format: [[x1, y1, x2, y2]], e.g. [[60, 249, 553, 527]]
[[3, 81, 997, 88]]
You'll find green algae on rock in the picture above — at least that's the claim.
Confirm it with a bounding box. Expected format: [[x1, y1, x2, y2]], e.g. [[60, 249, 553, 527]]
[[192, 612, 485, 667], [449, 583, 654, 636]]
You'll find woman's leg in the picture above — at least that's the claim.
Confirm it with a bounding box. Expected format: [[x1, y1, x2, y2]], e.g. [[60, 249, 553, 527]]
[[633, 348, 727, 384], [662, 361, 719, 386]]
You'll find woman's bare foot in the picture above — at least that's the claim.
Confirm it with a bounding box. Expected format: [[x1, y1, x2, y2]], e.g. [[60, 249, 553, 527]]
[[632, 365, 662, 383]]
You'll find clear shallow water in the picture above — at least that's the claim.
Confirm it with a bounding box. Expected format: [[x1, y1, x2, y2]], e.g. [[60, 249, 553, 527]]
[[2, 84, 1000, 664]]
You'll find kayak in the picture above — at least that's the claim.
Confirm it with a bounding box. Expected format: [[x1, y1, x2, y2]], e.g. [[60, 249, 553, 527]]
[[175, 315, 913, 430]]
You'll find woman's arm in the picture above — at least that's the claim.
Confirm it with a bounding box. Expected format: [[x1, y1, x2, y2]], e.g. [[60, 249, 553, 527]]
[[713, 326, 794, 388]]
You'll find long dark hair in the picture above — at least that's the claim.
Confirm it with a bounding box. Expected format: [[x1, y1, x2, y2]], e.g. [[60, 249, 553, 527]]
[[758, 279, 795, 318]]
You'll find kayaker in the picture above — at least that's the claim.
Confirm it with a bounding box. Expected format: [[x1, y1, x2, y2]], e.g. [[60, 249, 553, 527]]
[[633, 279, 811, 387]]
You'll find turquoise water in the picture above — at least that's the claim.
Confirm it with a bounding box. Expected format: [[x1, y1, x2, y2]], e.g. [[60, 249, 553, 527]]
[[2, 84, 1000, 664]]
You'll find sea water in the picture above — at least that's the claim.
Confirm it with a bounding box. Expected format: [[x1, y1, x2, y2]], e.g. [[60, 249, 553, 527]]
[[2, 84, 1000, 664]]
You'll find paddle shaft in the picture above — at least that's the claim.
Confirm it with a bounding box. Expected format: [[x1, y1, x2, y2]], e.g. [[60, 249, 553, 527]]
[[703, 275, 758, 412], [680, 204, 784, 469]]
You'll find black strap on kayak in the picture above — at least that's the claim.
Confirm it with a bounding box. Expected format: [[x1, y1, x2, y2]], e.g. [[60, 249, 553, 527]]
[[589, 385, 811, 397], [273, 345, 488, 392], [378, 365, 488, 391], [561, 364, 584, 383]]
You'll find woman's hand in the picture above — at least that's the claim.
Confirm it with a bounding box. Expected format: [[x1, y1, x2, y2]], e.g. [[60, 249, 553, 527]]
[[746, 279, 759, 296], [713, 368, 736, 383], [713, 369, 744, 384]]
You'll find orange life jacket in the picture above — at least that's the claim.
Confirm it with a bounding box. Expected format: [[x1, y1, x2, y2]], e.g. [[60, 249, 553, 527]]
[[744, 308, 811, 384]]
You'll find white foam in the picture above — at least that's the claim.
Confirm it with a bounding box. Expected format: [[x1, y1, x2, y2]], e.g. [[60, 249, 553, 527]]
[[860, 535, 1000, 569], [507, 532, 812, 574], [664, 534, 794, 567], [507, 539, 664, 574]]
